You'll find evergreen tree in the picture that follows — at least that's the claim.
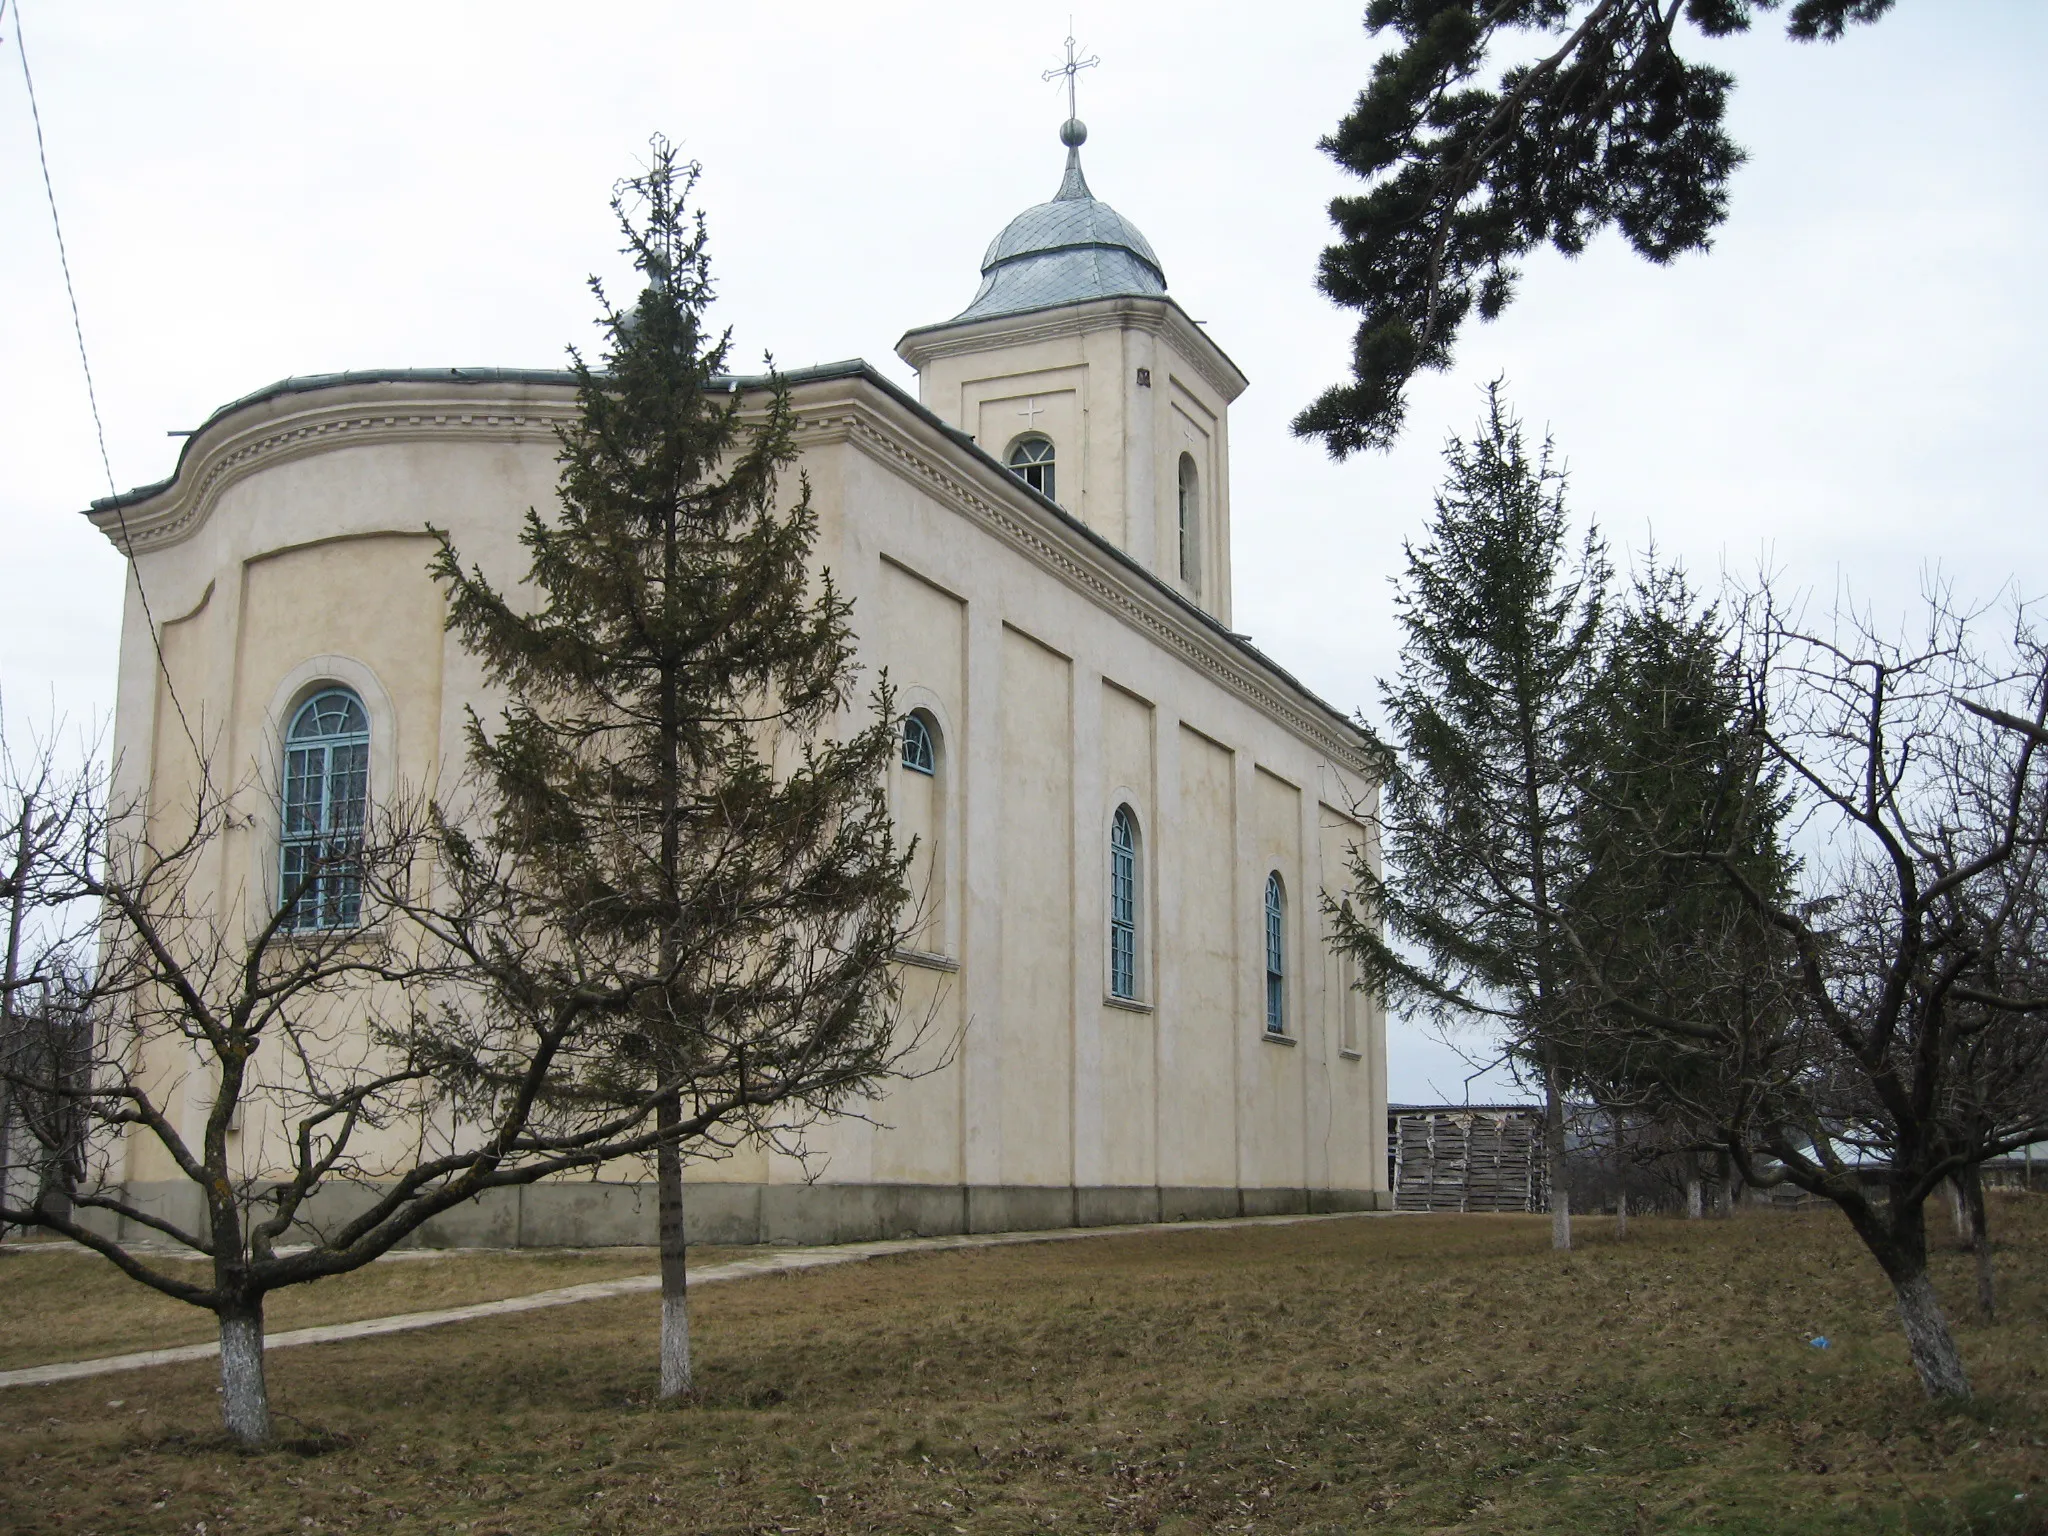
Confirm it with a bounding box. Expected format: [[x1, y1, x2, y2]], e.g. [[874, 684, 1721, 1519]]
[[429, 140, 914, 1398], [1331, 384, 1607, 1249], [1553, 561, 1796, 1197], [1299, 0, 1894, 456]]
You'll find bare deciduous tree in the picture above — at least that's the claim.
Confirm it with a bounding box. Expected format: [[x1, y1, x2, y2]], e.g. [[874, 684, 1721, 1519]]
[[1557, 588, 2048, 1399], [0, 738, 833, 1446]]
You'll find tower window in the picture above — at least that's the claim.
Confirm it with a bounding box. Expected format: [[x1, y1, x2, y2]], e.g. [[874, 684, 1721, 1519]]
[[1110, 805, 1139, 1000], [902, 712, 936, 775], [280, 687, 370, 931], [1177, 452, 1200, 589], [1007, 435, 1056, 502], [1264, 872, 1286, 1035]]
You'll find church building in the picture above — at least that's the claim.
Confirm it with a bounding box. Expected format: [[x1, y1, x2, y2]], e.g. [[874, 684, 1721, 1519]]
[[87, 113, 1390, 1245]]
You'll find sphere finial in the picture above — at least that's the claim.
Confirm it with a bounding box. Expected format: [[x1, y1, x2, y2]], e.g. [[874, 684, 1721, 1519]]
[[1060, 117, 1088, 149]]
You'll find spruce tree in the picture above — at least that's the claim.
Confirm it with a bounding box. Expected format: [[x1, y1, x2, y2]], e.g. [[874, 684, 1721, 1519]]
[[1554, 562, 1795, 1201], [1330, 384, 1607, 1248], [430, 140, 913, 1397], [1299, 0, 1896, 455]]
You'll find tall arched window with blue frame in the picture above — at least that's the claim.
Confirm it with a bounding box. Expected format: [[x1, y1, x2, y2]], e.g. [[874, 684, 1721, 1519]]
[[902, 712, 936, 776], [280, 687, 370, 931], [1264, 872, 1287, 1034], [1110, 806, 1139, 1000]]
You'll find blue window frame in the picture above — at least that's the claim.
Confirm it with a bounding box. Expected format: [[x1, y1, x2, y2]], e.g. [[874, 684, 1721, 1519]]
[[1110, 806, 1138, 1000], [902, 712, 936, 775], [1264, 872, 1286, 1034], [280, 688, 369, 931]]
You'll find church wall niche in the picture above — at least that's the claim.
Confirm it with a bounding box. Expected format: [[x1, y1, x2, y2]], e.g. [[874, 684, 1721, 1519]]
[[997, 624, 1075, 1187], [1096, 679, 1157, 1188], [130, 585, 217, 1188], [1243, 765, 1308, 1190], [228, 534, 449, 1182], [867, 557, 967, 1187], [970, 371, 1083, 511], [1167, 386, 1217, 604], [1319, 802, 1384, 1193], [877, 556, 965, 957], [1161, 724, 1238, 1188]]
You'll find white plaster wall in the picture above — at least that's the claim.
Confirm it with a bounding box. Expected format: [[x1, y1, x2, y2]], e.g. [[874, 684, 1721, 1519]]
[[95, 365, 1383, 1205]]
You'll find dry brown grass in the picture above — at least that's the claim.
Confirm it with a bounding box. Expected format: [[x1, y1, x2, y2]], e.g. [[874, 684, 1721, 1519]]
[[0, 1246, 744, 1370], [3, 1203, 2046, 1535]]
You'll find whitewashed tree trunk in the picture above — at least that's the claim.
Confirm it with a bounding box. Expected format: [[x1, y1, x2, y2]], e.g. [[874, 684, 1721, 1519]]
[[1963, 1167, 1995, 1321], [217, 1303, 271, 1446], [1947, 1179, 1970, 1245], [656, 1092, 691, 1399], [1544, 1082, 1571, 1251], [1613, 1116, 1628, 1238], [1890, 1269, 1970, 1399], [1685, 1176, 1704, 1219]]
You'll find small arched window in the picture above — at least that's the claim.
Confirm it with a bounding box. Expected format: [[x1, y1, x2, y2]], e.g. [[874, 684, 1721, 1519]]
[[280, 687, 370, 931], [902, 712, 936, 775], [1008, 435, 1056, 502], [1109, 806, 1139, 1000], [1264, 872, 1286, 1034], [1177, 453, 1200, 588]]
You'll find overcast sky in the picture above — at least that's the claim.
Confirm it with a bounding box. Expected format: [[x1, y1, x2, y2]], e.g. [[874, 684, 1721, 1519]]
[[4, 2, 2042, 1102]]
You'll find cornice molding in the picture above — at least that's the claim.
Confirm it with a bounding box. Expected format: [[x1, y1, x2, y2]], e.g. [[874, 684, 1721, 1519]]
[[896, 297, 1248, 404], [87, 392, 580, 555], [782, 381, 1369, 775], [88, 369, 1366, 775]]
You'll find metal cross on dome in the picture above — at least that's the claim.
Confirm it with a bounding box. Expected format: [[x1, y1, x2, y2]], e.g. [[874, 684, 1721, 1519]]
[[1042, 29, 1099, 121]]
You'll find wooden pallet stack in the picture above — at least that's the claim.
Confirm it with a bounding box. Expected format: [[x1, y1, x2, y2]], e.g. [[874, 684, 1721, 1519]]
[[1387, 1105, 1547, 1213]]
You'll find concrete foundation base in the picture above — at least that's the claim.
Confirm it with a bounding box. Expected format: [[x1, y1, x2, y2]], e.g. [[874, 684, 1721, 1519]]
[[74, 1180, 1392, 1250]]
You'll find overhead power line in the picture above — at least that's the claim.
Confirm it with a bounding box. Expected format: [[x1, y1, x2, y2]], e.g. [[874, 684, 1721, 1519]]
[[4, 0, 198, 759]]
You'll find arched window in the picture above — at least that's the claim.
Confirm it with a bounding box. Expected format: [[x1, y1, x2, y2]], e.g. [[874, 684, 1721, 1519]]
[[897, 708, 945, 952], [1109, 806, 1139, 1000], [280, 687, 370, 931], [1007, 435, 1056, 501], [1264, 872, 1286, 1034], [902, 712, 936, 775], [1177, 453, 1200, 588]]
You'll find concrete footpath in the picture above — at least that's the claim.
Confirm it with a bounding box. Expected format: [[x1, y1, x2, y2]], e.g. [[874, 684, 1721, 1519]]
[[0, 1209, 1382, 1391]]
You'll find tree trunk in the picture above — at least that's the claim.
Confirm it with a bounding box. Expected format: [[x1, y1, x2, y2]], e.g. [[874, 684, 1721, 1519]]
[[1947, 1178, 1970, 1246], [1613, 1115, 1628, 1238], [0, 797, 29, 1244], [1962, 1165, 1994, 1322], [1889, 1267, 1971, 1399], [217, 1300, 272, 1446], [1544, 1079, 1570, 1251], [1685, 1176, 1704, 1220], [1714, 1150, 1733, 1218], [656, 1089, 691, 1400]]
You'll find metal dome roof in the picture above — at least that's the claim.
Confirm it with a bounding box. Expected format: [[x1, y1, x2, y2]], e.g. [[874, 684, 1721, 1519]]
[[950, 125, 1167, 324]]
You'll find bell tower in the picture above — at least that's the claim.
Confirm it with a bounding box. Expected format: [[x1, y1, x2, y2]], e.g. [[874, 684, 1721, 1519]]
[[895, 69, 1247, 624]]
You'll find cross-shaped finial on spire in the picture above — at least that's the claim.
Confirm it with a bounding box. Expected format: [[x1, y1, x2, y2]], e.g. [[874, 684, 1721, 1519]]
[[1041, 28, 1099, 125]]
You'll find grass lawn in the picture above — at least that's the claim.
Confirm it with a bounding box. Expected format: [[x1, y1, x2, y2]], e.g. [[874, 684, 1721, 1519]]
[[0, 1246, 746, 1371], [2, 1201, 2044, 1535]]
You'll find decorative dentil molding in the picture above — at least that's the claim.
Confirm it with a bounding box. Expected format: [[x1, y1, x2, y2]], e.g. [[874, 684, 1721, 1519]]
[[90, 373, 1366, 776], [89, 396, 579, 555], [792, 395, 1369, 776]]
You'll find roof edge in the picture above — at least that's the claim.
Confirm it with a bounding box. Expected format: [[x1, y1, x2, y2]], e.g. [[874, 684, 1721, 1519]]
[[84, 356, 1357, 751], [87, 361, 879, 514], [895, 292, 1248, 401]]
